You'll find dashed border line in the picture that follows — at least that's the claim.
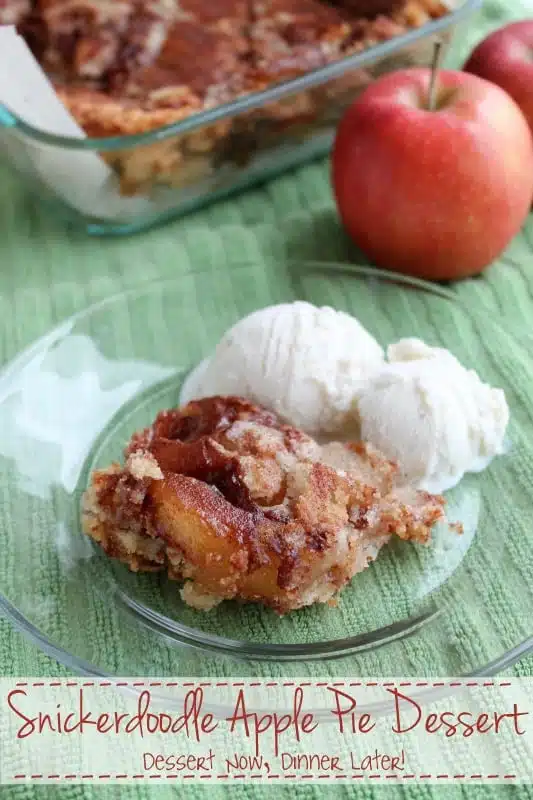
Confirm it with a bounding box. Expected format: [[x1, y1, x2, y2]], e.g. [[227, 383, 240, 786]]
[[11, 774, 517, 781], [13, 682, 513, 688]]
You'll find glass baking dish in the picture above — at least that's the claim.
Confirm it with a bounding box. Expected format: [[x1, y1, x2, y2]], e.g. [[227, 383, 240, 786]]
[[0, 0, 481, 236]]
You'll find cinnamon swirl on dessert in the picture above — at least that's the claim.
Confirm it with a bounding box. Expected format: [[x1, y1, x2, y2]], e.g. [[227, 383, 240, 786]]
[[82, 396, 445, 614]]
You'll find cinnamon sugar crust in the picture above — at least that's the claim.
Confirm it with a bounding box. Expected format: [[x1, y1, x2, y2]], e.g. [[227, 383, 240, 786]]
[[82, 396, 447, 615], [249, 0, 352, 84], [0, 0, 31, 24], [9, 0, 448, 139], [3, 0, 448, 196]]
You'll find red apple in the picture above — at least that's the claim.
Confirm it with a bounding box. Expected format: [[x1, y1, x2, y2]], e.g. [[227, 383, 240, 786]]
[[331, 68, 533, 280], [465, 20, 533, 137]]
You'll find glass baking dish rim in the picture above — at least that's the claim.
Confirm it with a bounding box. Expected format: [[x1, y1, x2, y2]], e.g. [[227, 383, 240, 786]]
[[0, 0, 482, 153]]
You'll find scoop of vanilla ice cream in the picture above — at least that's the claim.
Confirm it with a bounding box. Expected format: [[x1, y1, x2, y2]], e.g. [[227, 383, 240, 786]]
[[357, 338, 510, 493], [180, 301, 385, 435]]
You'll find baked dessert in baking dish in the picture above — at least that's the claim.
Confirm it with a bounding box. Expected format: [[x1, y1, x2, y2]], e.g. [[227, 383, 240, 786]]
[[81, 396, 446, 615], [1, 0, 448, 194], [3, 0, 448, 133]]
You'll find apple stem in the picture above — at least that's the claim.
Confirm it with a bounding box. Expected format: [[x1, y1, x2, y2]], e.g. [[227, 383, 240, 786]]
[[427, 39, 444, 111]]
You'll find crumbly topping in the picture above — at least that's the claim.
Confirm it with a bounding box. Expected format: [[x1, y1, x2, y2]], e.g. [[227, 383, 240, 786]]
[[9, 0, 448, 137], [81, 395, 448, 614], [126, 449, 164, 481], [180, 581, 224, 611]]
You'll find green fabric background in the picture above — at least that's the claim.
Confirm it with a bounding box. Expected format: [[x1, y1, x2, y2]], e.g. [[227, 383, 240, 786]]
[[1, 0, 533, 797]]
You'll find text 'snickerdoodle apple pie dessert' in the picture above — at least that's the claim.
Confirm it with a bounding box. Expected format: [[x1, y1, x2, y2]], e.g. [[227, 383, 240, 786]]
[[82, 396, 446, 614], [81, 302, 510, 616]]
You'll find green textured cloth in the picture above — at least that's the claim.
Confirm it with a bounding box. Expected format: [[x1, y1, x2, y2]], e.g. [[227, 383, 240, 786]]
[[1, 0, 533, 798]]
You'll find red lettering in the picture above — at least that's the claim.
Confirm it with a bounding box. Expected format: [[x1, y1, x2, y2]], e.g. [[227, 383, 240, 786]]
[[157, 713, 172, 734], [226, 687, 315, 756], [495, 705, 528, 735], [455, 712, 473, 737], [476, 713, 491, 734], [328, 687, 357, 733], [293, 688, 317, 739], [302, 713, 318, 734], [359, 713, 375, 734], [226, 690, 250, 737], [255, 712, 273, 756], [96, 713, 113, 734], [37, 713, 54, 733], [425, 713, 440, 734], [390, 753, 404, 771], [7, 689, 36, 739], [201, 713, 217, 734], [113, 711, 128, 731], [125, 690, 150, 736], [328, 687, 375, 734], [388, 688, 422, 734]]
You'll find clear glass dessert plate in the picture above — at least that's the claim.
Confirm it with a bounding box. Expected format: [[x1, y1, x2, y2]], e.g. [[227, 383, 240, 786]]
[[0, 261, 531, 678]]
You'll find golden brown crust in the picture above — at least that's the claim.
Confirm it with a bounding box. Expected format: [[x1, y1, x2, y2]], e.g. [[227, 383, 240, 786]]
[[82, 396, 447, 614], [330, 0, 407, 14], [36, 0, 134, 81], [249, 0, 352, 84], [56, 85, 202, 137], [111, 18, 250, 107], [0, 0, 31, 24], [7, 0, 448, 140]]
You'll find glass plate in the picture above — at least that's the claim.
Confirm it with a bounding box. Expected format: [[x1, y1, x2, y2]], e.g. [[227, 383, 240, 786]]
[[0, 262, 531, 678]]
